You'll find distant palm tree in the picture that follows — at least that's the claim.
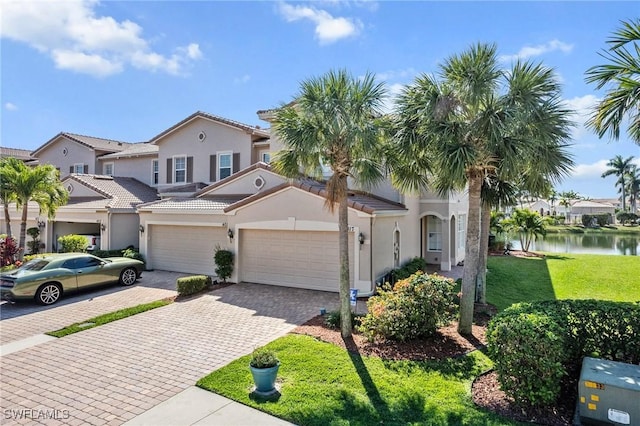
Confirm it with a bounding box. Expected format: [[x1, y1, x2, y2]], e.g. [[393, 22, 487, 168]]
[[585, 19, 640, 145], [548, 189, 558, 215], [601, 155, 635, 211], [625, 165, 640, 213], [504, 208, 547, 253], [558, 190, 579, 224], [272, 69, 387, 338], [392, 43, 573, 334]]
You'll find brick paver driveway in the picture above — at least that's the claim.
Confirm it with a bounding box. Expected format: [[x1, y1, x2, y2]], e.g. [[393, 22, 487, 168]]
[[1, 276, 339, 425]]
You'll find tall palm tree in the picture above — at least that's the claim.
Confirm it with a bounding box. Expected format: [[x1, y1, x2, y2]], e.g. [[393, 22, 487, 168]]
[[393, 43, 573, 334], [585, 19, 640, 145], [0, 157, 26, 238], [601, 155, 635, 211], [272, 69, 387, 338], [626, 165, 640, 214], [6, 163, 68, 259]]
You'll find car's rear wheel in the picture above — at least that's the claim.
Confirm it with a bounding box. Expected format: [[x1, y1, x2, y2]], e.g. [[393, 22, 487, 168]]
[[119, 268, 137, 286], [36, 283, 62, 305]]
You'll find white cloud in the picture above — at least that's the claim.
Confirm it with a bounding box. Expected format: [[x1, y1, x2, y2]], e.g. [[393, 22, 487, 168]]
[[571, 159, 609, 179], [376, 67, 418, 82], [500, 39, 574, 62], [277, 2, 362, 44], [0, 0, 202, 77], [4, 102, 18, 111], [563, 94, 600, 139], [234, 74, 251, 84]]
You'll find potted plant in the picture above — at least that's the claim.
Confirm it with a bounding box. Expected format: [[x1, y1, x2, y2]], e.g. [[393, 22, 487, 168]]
[[249, 347, 280, 394]]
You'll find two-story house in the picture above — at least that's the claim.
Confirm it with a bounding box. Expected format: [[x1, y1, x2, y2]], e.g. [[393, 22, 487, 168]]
[[2, 109, 468, 296]]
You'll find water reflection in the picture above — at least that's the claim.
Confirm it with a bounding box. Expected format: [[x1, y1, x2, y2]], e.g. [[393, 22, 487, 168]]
[[510, 233, 639, 256]]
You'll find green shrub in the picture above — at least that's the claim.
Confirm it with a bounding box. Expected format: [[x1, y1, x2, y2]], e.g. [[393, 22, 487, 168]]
[[249, 347, 279, 368], [213, 245, 234, 282], [324, 310, 364, 329], [487, 300, 640, 407], [26, 227, 41, 254], [93, 249, 125, 258], [391, 257, 427, 282], [58, 235, 88, 253], [359, 272, 456, 342], [582, 214, 611, 227], [176, 275, 212, 296], [123, 248, 145, 264]]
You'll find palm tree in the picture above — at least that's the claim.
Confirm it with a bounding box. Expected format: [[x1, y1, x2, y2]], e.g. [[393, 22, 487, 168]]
[[272, 69, 387, 338], [504, 208, 548, 252], [393, 43, 573, 334], [548, 189, 558, 215], [559, 190, 579, 223], [4, 163, 68, 259], [601, 155, 635, 211], [585, 19, 640, 145], [626, 165, 640, 214], [0, 157, 25, 238]]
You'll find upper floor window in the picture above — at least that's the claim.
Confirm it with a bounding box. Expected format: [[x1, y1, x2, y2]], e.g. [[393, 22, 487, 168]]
[[152, 160, 159, 185], [174, 156, 186, 183], [218, 152, 232, 180], [261, 152, 271, 164], [73, 163, 85, 174], [427, 216, 442, 251], [103, 162, 114, 176]]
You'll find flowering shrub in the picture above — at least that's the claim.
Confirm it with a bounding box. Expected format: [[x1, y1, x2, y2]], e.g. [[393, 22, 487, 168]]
[[359, 272, 456, 342], [0, 234, 20, 266]]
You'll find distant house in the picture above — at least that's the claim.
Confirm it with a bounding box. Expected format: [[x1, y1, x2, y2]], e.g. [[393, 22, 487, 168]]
[[569, 200, 616, 225]]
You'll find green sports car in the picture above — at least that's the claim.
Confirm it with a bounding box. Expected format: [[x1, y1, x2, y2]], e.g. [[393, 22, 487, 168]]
[[0, 253, 144, 305]]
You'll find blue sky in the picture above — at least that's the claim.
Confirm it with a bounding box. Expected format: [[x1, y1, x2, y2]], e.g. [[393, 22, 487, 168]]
[[1, 0, 638, 199]]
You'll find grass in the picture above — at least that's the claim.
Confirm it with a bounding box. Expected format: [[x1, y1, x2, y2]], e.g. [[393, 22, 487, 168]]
[[486, 253, 640, 310], [197, 335, 515, 426], [46, 298, 172, 337], [198, 253, 639, 425]]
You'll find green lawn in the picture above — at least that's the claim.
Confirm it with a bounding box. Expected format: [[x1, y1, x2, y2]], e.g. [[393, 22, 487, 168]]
[[198, 335, 515, 426], [486, 253, 640, 311], [198, 254, 639, 426]]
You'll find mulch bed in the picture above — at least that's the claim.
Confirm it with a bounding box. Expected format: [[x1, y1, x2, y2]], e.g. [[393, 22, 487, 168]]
[[291, 307, 575, 425]]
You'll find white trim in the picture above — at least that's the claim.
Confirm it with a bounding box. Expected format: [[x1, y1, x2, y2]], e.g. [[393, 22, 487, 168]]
[[151, 159, 159, 186]]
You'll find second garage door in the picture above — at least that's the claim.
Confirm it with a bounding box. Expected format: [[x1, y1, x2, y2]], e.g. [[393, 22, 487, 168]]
[[240, 229, 354, 292], [148, 225, 226, 275]]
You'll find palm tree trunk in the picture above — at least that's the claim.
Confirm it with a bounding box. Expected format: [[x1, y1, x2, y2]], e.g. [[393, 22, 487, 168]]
[[475, 203, 490, 304], [338, 186, 353, 338], [18, 201, 28, 261], [459, 171, 482, 335], [3, 201, 12, 238]]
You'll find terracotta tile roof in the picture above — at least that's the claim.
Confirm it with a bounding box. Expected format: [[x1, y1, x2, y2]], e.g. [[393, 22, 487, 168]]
[[159, 182, 209, 195], [0, 147, 34, 161], [137, 195, 246, 211], [63, 174, 158, 210], [149, 111, 270, 144], [225, 179, 407, 215], [32, 132, 131, 156], [99, 143, 158, 159], [63, 197, 111, 209], [194, 162, 273, 197]]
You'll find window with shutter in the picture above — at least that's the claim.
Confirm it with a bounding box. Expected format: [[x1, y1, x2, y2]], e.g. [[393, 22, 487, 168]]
[[218, 152, 232, 180], [152, 160, 159, 185], [174, 155, 186, 183], [166, 158, 172, 183]]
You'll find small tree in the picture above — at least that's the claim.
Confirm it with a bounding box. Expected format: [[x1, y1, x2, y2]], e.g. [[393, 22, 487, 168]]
[[58, 235, 88, 253], [213, 245, 234, 282], [504, 209, 548, 252], [26, 227, 41, 255], [0, 234, 20, 266]]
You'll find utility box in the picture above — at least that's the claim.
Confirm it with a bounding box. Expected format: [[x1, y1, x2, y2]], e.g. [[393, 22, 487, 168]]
[[578, 357, 640, 425]]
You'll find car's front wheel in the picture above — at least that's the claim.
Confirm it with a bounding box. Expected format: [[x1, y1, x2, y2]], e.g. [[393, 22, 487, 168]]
[[119, 268, 137, 286], [36, 283, 62, 305]]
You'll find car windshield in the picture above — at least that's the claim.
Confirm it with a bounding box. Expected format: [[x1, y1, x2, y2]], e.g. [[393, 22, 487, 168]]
[[20, 259, 50, 271]]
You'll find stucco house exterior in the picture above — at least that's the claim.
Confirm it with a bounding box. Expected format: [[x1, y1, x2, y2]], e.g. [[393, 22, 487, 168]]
[[2, 109, 468, 295]]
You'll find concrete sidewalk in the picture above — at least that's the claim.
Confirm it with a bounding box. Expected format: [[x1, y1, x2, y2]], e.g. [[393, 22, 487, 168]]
[[123, 387, 294, 426]]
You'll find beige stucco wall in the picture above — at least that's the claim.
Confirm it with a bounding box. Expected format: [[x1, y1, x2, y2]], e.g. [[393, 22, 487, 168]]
[[155, 117, 254, 191], [36, 137, 96, 178], [109, 213, 140, 249], [202, 169, 287, 196], [99, 156, 156, 186]]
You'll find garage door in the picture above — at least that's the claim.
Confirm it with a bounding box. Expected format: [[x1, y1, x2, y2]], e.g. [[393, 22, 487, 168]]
[[148, 225, 226, 275], [240, 229, 354, 292]]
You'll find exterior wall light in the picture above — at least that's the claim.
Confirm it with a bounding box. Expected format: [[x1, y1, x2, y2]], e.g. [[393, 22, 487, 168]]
[[358, 232, 365, 245], [227, 229, 234, 239], [139, 225, 145, 233], [100, 223, 106, 231]]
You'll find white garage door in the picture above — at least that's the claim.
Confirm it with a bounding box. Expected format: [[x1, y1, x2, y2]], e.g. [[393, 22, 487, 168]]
[[148, 225, 226, 275], [240, 229, 354, 292]]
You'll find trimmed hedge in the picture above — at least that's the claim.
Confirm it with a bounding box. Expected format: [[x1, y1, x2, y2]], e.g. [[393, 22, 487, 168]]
[[176, 275, 212, 296], [487, 300, 640, 406]]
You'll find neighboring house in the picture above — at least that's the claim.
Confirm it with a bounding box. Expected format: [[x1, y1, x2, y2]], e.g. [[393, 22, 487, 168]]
[[31, 132, 131, 179], [1, 109, 469, 295], [0, 147, 37, 165], [569, 200, 616, 224]]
